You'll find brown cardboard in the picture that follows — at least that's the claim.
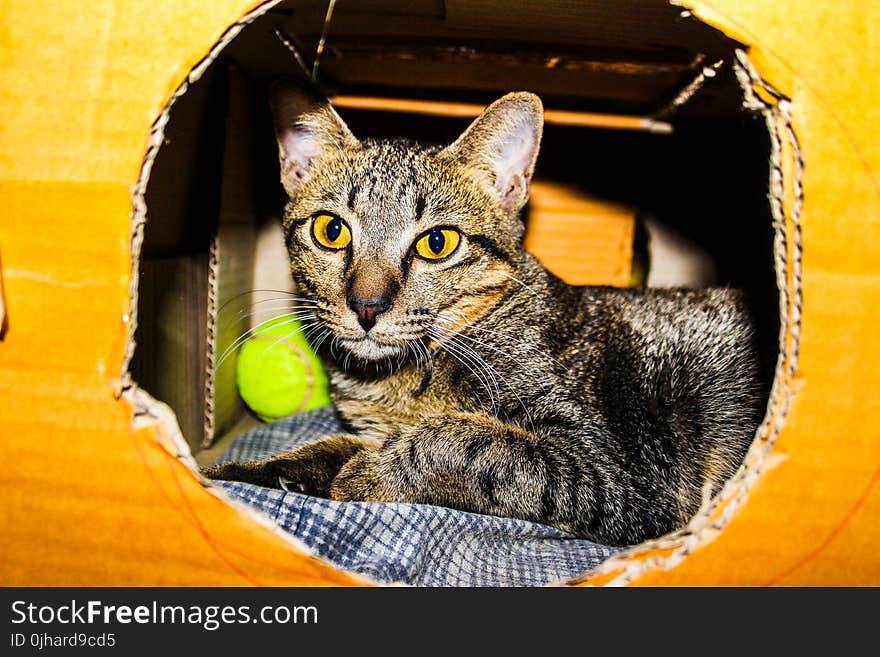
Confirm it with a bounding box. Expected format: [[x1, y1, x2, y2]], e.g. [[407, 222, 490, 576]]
[[1, 0, 878, 587], [130, 254, 209, 449], [227, 0, 742, 117], [525, 181, 635, 287], [599, 1, 880, 585]]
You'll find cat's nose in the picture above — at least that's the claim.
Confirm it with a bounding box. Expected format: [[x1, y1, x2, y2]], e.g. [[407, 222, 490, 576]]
[[348, 294, 392, 333]]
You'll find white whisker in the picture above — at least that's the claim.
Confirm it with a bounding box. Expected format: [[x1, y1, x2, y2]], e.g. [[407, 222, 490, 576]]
[[453, 334, 536, 435], [311, 327, 333, 353], [439, 332, 501, 416], [216, 317, 319, 369], [217, 314, 307, 369], [261, 320, 323, 358], [432, 322, 539, 434], [428, 327, 498, 417], [497, 271, 548, 307], [217, 289, 318, 314], [436, 311, 567, 373], [439, 328, 555, 397], [230, 306, 317, 324]]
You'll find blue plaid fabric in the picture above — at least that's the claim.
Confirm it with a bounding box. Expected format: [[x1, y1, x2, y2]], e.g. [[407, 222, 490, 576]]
[[215, 407, 618, 586]]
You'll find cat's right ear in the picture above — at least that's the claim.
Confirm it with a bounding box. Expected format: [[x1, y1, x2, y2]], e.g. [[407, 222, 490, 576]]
[[439, 92, 543, 214], [269, 80, 360, 197]]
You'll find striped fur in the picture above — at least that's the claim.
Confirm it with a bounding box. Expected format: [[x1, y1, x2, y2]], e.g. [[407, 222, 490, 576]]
[[204, 84, 764, 546]]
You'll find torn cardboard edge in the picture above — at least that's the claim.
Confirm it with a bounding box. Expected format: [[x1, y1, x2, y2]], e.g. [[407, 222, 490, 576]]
[[571, 49, 804, 587], [122, 0, 794, 587]]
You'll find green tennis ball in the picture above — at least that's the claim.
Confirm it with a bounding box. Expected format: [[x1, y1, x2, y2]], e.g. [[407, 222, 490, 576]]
[[236, 316, 331, 422]]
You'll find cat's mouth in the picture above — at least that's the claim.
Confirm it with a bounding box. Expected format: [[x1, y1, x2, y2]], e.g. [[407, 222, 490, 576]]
[[339, 335, 406, 361], [316, 309, 425, 363]]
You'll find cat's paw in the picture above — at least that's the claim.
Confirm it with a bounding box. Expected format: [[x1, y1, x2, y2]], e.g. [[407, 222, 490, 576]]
[[200, 460, 288, 490], [329, 451, 387, 502], [202, 434, 367, 497]]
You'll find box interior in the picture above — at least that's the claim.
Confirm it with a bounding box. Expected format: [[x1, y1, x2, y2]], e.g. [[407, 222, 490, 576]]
[[129, 0, 778, 460]]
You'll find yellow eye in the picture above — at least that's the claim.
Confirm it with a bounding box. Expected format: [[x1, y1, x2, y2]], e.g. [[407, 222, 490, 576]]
[[415, 228, 461, 260], [312, 214, 351, 250]]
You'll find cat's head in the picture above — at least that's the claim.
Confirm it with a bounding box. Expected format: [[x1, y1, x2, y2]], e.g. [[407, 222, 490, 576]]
[[270, 81, 543, 362]]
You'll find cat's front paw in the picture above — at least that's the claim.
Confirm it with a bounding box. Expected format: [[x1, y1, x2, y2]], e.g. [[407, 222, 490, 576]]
[[329, 451, 391, 502], [201, 461, 288, 490], [202, 434, 368, 497]]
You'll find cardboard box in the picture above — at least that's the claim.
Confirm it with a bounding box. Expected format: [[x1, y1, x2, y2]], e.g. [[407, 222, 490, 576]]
[[1, 0, 878, 586]]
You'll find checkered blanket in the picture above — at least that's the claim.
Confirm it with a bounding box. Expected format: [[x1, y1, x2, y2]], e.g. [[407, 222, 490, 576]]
[[215, 407, 618, 586]]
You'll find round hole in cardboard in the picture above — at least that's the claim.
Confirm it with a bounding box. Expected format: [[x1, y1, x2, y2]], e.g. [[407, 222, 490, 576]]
[[125, 0, 793, 587]]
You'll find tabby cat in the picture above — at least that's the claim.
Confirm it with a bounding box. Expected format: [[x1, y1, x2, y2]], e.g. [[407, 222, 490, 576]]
[[203, 81, 764, 546]]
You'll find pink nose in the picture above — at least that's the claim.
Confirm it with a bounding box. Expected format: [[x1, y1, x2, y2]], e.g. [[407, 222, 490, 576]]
[[347, 295, 392, 332]]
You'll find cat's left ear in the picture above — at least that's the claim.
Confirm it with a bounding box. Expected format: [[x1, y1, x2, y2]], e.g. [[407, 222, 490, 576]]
[[440, 92, 544, 214]]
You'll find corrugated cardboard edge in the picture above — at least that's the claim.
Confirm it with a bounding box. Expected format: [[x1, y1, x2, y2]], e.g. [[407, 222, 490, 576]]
[[203, 237, 221, 447], [571, 47, 803, 587]]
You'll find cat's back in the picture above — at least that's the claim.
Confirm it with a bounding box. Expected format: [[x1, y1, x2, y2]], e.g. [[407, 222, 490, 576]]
[[575, 284, 758, 364], [486, 260, 763, 426], [567, 283, 763, 467], [518, 258, 760, 391]]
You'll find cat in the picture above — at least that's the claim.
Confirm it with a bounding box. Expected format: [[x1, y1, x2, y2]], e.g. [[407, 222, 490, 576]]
[[202, 80, 764, 547]]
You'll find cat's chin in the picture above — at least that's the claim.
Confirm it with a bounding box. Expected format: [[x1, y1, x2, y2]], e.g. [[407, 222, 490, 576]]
[[340, 337, 405, 362]]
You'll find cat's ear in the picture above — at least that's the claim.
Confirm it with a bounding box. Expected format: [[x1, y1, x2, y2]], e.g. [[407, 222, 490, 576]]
[[269, 79, 360, 197], [440, 92, 543, 213]]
